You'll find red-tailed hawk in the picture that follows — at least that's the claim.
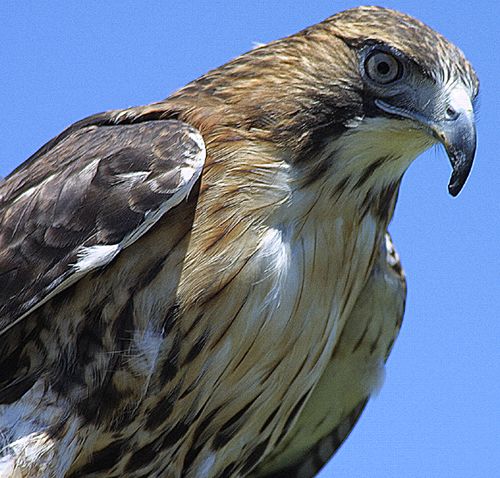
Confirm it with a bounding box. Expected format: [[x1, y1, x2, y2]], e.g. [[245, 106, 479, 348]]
[[0, 6, 477, 478]]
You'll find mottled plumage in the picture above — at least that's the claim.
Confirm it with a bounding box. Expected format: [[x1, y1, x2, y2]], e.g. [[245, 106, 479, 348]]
[[0, 6, 477, 478]]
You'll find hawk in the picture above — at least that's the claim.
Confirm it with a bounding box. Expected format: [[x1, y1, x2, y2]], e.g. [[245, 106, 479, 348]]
[[0, 6, 477, 478]]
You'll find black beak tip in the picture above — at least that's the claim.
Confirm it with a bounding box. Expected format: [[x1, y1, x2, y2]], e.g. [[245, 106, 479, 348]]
[[447, 153, 474, 197], [448, 177, 463, 197]]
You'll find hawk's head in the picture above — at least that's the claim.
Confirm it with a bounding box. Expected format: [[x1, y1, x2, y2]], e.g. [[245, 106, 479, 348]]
[[329, 6, 478, 196], [175, 6, 478, 198]]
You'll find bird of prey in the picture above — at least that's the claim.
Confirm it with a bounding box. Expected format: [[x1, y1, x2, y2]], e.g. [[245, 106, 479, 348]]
[[0, 6, 477, 478]]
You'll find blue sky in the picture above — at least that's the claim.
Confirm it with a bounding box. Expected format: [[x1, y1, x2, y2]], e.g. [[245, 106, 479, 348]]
[[1, 1, 498, 477]]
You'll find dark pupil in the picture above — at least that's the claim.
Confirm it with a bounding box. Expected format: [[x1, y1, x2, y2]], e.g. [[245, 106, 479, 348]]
[[377, 61, 391, 75]]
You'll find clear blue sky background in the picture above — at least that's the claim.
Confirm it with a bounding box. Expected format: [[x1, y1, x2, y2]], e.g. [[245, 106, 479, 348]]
[[1, 2, 498, 477]]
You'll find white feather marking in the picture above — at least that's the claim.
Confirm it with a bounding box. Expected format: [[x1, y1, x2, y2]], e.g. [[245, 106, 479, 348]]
[[257, 227, 291, 310], [116, 171, 150, 182], [180, 165, 196, 184], [0, 457, 16, 477], [0, 380, 80, 476], [0, 432, 54, 476], [73, 244, 120, 273], [187, 131, 205, 157], [260, 228, 290, 276], [344, 115, 365, 128], [10, 174, 57, 204], [385, 234, 400, 269]]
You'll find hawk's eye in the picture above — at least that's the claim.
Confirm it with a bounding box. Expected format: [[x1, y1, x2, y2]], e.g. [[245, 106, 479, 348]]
[[365, 51, 402, 84]]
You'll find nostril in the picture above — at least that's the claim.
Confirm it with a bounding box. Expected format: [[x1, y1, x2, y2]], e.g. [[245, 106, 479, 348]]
[[446, 106, 458, 120]]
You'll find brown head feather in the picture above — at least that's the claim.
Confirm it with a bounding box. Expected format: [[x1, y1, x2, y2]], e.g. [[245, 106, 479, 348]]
[[150, 7, 477, 163]]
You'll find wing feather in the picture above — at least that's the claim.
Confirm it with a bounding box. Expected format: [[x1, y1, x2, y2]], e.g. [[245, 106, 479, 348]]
[[0, 118, 205, 335]]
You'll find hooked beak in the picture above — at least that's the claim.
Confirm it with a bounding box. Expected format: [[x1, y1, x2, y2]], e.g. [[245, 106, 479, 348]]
[[376, 86, 477, 196], [429, 104, 476, 196]]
